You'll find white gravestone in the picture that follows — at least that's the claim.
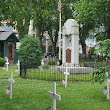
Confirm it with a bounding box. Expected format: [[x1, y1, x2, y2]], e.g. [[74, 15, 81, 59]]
[[48, 82, 61, 110], [6, 58, 9, 71], [62, 19, 79, 66], [106, 72, 110, 99], [64, 67, 69, 88], [17, 60, 20, 74], [39, 59, 44, 71], [8, 72, 15, 99]]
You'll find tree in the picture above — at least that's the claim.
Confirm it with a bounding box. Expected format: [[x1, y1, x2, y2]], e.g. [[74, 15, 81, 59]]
[[74, 0, 96, 56], [74, 0, 110, 41], [95, 39, 110, 57], [1, 0, 75, 55], [18, 35, 42, 67]]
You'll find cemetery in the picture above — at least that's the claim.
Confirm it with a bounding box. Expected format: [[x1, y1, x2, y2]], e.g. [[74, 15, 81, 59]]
[[1, 0, 110, 110]]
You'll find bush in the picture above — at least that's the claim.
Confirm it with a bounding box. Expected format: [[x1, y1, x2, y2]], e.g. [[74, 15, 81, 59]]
[[0, 57, 5, 67], [43, 65, 50, 69], [48, 60, 56, 65], [18, 35, 42, 67], [92, 67, 107, 84]]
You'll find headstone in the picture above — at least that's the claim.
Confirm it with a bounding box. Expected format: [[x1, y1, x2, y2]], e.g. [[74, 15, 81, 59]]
[[17, 60, 20, 73], [8, 72, 15, 99], [103, 86, 108, 95], [63, 67, 69, 88], [6, 58, 9, 71], [62, 19, 79, 66], [41, 59, 44, 66], [48, 82, 61, 110], [105, 72, 110, 99]]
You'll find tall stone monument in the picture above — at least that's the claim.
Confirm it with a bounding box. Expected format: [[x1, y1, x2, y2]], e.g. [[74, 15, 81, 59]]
[[62, 19, 79, 66]]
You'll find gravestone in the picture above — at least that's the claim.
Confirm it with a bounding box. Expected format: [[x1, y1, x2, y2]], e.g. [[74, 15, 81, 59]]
[[63, 67, 69, 88], [17, 60, 20, 73], [62, 19, 79, 66], [8, 72, 15, 99], [105, 72, 110, 99], [6, 58, 9, 71], [48, 82, 61, 110]]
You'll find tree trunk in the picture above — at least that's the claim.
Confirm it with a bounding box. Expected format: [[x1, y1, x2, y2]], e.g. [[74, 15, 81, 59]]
[[81, 41, 86, 57], [107, 27, 110, 39], [37, 27, 43, 51], [52, 42, 56, 55]]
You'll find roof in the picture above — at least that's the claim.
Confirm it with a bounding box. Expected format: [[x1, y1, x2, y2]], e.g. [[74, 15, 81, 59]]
[[0, 26, 13, 32], [0, 31, 19, 41], [0, 24, 19, 41]]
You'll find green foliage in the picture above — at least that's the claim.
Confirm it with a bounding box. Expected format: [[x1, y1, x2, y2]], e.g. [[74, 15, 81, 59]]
[[18, 35, 42, 67], [48, 60, 56, 65], [88, 47, 95, 55], [0, 57, 5, 67], [92, 67, 107, 84], [95, 39, 110, 57], [74, 0, 110, 40], [42, 65, 50, 69]]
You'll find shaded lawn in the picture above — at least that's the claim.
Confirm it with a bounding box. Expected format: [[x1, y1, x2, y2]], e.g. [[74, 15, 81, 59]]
[[0, 79, 110, 110]]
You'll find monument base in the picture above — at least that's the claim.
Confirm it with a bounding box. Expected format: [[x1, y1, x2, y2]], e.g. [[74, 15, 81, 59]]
[[55, 65, 94, 74]]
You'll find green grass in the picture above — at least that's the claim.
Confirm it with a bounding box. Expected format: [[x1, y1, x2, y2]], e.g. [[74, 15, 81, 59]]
[[0, 65, 110, 110], [0, 79, 110, 110], [0, 66, 19, 79]]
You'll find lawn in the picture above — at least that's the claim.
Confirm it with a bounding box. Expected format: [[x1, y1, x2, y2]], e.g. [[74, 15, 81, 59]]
[[0, 79, 110, 110], [0, 65, 110, 110]]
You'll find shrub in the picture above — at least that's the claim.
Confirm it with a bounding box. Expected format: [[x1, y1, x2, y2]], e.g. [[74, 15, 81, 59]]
[[0, 57, 5, 67], [43, 65, 50, 69], [18, 35, 42, 67], [92, 67, 107, 84], [48, 60, 56, 65]]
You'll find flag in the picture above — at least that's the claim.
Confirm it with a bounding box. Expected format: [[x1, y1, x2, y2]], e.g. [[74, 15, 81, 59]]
[[58, 0, 61, 12], [103, 86, 108, 95], [6, 86, 11, 94], [62, 79, 66, 85]]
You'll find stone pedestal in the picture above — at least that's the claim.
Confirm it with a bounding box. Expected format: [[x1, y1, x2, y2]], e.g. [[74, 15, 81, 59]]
[[62, 19, 79, 66]]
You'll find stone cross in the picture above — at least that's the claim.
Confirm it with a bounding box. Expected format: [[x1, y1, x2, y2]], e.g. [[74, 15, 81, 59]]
[[39, 59, 44, 71], [8, 72, 15, 99], [106, 72, 110, 99], [48, 82, 61, 110], [6, 58, 9, 71], [41, 59, 44, 66], [64, 67, 69, 88], [17, 60, 20, 74]]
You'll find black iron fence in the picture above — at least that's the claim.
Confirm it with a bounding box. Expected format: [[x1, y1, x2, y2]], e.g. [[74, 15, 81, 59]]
[[19, 59, 110, 82]]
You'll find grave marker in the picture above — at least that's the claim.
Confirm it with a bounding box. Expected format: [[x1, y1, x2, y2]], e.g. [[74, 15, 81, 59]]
[[106, 72, 110, 99], [17, 60, 20, 74], [8, 72, 15, 99], [64, 67, 69, 88], [6, 58, 9, 71], [48, 82, 61, 110]]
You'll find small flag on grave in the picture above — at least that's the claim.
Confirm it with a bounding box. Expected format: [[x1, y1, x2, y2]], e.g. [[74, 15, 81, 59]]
[[6, 86, 11, 94], [103, 86, 108, 95], [62, 79, 66, 85]]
